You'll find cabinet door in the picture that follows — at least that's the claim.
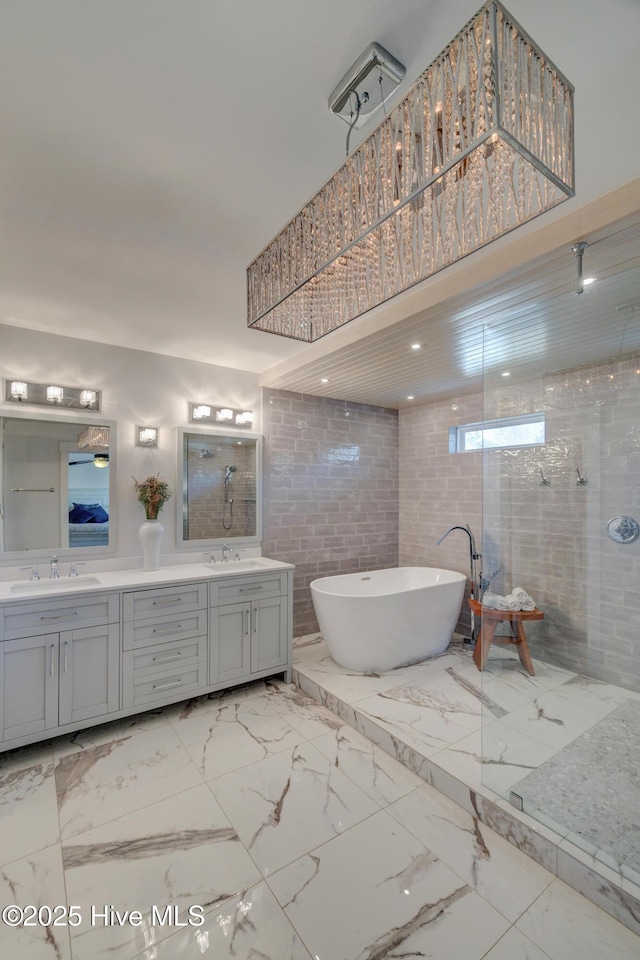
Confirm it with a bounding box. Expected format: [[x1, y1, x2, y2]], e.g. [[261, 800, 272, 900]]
[[0, 634, 58, 741], [210, 602, 251, 684], [58, 624, 120, 726], [251, 596, 287, 673]]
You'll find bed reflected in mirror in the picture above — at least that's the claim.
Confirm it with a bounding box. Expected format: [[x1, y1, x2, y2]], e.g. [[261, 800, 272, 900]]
[[0, 415, 114, 553]]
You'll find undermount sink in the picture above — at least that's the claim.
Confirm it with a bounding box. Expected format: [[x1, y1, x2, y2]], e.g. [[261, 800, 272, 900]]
[[204, 559, 265, 572], [10, 575, 102, 594]]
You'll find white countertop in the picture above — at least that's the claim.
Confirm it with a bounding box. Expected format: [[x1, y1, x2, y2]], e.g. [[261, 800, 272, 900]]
[[0, 557, 294, 605]]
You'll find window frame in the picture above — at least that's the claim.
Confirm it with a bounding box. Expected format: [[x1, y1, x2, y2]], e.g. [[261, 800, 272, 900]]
[[449, 412, 546, 453]]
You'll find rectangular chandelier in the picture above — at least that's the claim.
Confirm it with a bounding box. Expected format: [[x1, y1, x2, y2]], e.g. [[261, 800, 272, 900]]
[[247, 0, 574, 342]]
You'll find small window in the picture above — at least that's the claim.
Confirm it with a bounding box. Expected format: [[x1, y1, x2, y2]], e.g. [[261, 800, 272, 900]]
[[450, 413, 545, 452]]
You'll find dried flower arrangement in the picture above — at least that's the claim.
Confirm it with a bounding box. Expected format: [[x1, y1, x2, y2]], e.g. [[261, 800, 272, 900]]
[[132, 473, 172, 520]]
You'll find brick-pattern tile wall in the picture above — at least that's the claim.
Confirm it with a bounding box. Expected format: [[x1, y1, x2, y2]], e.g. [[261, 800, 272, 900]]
[[262, 388, 399, 636], [399, 393, 483, 635], [185, 440, 256, 540], [484, 353, 640, 692]]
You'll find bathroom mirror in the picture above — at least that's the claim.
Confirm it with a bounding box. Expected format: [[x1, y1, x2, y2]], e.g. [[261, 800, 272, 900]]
[[0, 413, 116, 557], [177, 428, 262, 547]]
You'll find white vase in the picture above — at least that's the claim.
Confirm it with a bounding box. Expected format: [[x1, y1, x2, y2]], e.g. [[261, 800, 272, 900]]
[[138, 519, 164, 571]]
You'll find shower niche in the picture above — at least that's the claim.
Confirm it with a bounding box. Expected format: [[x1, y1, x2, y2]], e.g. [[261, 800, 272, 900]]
[[177, 428, 262, 547]]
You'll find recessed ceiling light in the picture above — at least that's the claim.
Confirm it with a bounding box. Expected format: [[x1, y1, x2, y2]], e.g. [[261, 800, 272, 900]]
[[501, 371, 511, 377], [583, 277, 595, 285], [407, 395, 414, 400], [410, 343, 421, 350], [321, 377, 330, 383]]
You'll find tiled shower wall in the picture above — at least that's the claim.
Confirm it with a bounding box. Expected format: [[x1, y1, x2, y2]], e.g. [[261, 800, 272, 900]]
[[262, 388, 399, 636], [399, 392, 483, 635], [484, 351, 640, 693]]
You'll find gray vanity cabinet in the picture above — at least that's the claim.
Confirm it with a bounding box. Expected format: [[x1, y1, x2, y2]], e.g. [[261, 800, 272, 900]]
[[0, 562, 293, 752], [209, 572, 289, 684], [0, 594, 120, 742]]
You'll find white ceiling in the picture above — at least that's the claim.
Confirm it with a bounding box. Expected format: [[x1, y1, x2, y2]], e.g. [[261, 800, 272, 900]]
[[1, 0, 639, 387]]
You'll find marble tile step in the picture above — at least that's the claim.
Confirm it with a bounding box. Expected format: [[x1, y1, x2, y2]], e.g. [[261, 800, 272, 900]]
[[292, 658, 640, 938]]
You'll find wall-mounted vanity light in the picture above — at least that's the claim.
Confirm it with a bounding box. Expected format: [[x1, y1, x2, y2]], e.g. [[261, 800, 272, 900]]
[[188, 402, 254, 428], [136, 426, 159, 447], [4, 379, 101, 411]]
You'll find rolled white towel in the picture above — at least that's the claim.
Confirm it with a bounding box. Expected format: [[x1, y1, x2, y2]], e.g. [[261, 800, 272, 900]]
[[494, 595, 509, 611], [482, 593, 497, 608], [504, 594, 522, 611], [521, 598, 536, 612], [511, 586, 528, 602]]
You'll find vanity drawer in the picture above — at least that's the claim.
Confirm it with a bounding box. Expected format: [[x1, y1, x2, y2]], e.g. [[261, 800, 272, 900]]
[[2, 593, 119, 640], [122, 611, 207, 650], [123, 636, 207, 680], [214, 573, 286, 605], [123, 664, 206, 709], [123, 583, 207, 622]]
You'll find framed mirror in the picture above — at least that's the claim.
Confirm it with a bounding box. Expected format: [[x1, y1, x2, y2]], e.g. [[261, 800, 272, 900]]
[[0, 413, 116, 558], [177, 428, 262, 546]]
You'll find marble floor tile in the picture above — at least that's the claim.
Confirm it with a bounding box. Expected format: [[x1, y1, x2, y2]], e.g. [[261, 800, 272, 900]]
[[62, 784, 261, 960], [482, 655, 577, 696], [209, 741, 379, 875], [268, 809, 510, 960], [171, 697, 305, 780], [51, 708, 170, 759], [163, 680, 269, 722], [0, 760, 60, 866], [55, 724, 203, 840], [0, 844, 72, 960], [387, 782, 554, 921], [516, 879, 640, 960], [480, 721, 562, 797], [354, 668, 485, 756], [549, 675, 635, 716], [252, 679, 345, 740], [483, 927, 554, 959], [312, 723, 424, 806], [0, 738, 54, 774], [292, 641, 441, 703], [131, 881, 312, 959], [504, 690, 605, 751]]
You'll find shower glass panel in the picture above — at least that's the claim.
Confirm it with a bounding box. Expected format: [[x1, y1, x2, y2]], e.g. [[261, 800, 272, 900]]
[[481, 253, 640, 887]]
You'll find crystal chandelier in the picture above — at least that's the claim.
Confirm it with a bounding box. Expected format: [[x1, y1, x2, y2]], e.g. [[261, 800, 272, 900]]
[[247, 1, 574, 342]]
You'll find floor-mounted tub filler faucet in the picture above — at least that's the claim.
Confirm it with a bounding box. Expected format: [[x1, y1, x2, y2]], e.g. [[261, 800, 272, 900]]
[[436, 524, 481, 645]]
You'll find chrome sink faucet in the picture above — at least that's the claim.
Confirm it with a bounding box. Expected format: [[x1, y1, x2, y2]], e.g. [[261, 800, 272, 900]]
[[221, 543, 230, 562], [50, 555, 60, 579], [21, 565, 40, 581]]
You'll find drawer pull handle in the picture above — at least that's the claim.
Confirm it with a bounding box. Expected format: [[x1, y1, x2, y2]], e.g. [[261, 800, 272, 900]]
[[152, 598, 183, 607], [152, 678, 183, 691], [50, 644, 56, 677], [239, 586, 263, 593], [153, 625, 182, 635], [64, 641, 69, 674], [41, 612, 78, 621], [152, 653, 182, 663]]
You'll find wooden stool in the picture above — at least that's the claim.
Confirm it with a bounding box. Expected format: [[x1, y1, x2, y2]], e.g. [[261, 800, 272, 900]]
[[468, 598, 543, 676]]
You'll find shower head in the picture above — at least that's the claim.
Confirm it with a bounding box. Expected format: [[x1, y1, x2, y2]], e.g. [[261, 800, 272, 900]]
[[224, 464, 237, 479]]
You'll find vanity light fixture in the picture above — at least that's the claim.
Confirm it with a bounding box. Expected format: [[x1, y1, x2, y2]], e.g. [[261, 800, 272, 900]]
[[10, 381, 28, 401], [188, 402, 254, 428], [136, 426, 159, 447], [79, 389, 97, 408], [4, 379, 102, 411], [247, 1, 574, 342], [46, 385, 64, 404]]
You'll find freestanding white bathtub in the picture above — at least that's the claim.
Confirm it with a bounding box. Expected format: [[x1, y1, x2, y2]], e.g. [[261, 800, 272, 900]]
[[310, 567, 466, 672]]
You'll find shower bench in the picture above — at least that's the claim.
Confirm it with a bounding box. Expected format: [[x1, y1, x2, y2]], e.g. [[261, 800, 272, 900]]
[[468, 598, 544, 676]]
